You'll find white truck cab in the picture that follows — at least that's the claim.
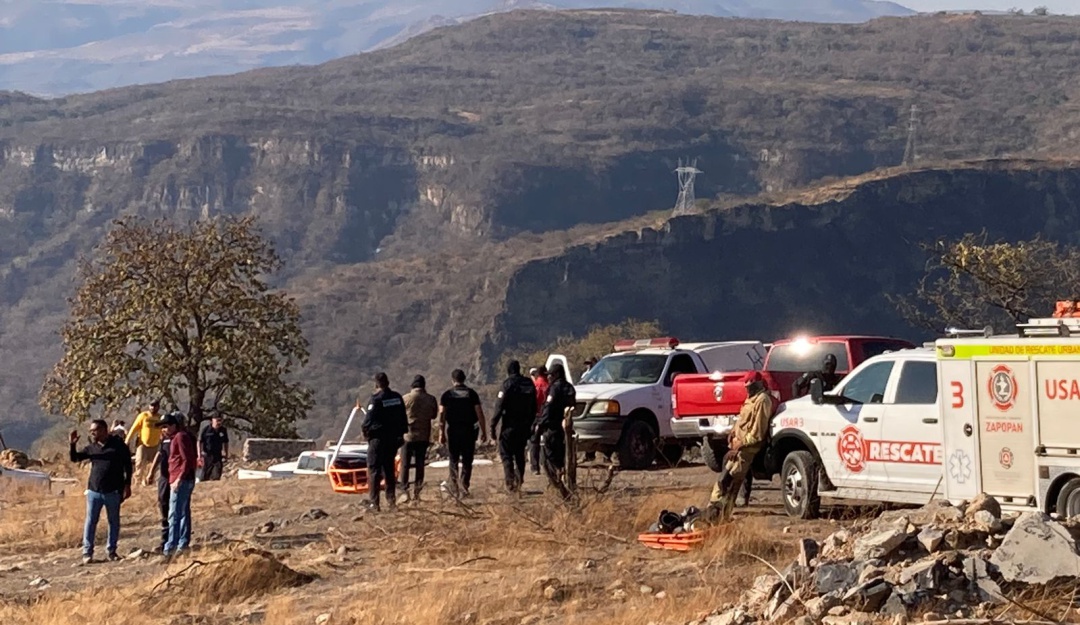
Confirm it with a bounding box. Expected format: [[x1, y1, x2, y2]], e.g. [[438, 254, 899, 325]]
[[554, 337, 765, 470], [766, 347, 942, 518]]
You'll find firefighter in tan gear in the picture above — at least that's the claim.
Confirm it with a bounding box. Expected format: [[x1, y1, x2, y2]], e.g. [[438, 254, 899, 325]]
[[707, 371, 774, 522]]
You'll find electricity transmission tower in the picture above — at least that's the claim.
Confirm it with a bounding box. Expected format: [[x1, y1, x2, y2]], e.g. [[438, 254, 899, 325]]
[[672, 158, 703, 216], [902, 105, 919, 167]]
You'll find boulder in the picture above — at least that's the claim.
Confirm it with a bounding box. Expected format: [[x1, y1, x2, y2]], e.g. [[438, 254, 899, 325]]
[[704, 608, 752, 625], [745, 574, 782, 606], [961, 555, 1002, 603], [916, 527, 944, 553], [822, 612, 874, 625], [898, 559, 941, 594], [965, 493, 1001, 520], [766, 591, 801, 623], [805, 593, 843, 621], [852, 530, 906, 560], [990, 512, 1080, 583], [821, 530, 851, 558], [881, 592, 908, 617], [842, 579, 892, 612], [972, 510, 1002, 534], [815, 563, 859, 596]]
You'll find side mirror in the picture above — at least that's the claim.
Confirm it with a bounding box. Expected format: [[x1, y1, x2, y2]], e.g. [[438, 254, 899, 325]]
[[810, 377, 824, 405]]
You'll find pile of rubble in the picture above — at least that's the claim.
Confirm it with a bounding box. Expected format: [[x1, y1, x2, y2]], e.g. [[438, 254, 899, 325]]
[[699, 495, 1080, 625]]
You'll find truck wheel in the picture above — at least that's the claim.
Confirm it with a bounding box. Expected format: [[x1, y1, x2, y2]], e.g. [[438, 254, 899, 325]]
[[701, 439, 728, 473], [781, 451, 821, 520], [613, 420, 657, 470], [658, 443, 684, 467], [1056, 477, 1080, 519]]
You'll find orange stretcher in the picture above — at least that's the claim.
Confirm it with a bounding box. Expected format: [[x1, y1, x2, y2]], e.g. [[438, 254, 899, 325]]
[[637, 530, 706, 552], [1054, 301, 1080, 318], [328, 458, 400, 495]]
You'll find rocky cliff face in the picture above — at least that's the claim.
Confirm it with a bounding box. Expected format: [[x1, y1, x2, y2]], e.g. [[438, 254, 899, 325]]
[[486, 163, 1080, 372]]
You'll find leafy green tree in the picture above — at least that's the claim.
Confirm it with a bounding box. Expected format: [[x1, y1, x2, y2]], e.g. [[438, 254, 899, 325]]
[[892, 232, 1080, 333], [40, 216, 313, 436]]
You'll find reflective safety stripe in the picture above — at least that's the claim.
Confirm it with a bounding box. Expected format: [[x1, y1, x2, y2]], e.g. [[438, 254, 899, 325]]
[[938, 344, 1080, 359]]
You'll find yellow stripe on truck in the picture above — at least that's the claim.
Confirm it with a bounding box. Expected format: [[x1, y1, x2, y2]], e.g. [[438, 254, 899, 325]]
[[938, 344, 1080, 359]]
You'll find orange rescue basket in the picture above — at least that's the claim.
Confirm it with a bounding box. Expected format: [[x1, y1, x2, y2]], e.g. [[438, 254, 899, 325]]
[[328, 457, 401, 495], [637, 530, 706, 552], [1054, 301, 1080, 318]]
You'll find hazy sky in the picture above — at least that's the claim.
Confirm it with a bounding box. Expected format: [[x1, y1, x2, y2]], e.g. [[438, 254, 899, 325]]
[[903, 0, 1078, 13]]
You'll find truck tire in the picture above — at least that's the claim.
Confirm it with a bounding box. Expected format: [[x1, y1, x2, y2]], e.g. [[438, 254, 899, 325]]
[[781, 451, 821, 520], [1056, 477, 1080, 519], [701, 439, 728, 473], [613, 420, 657, 470], [658, 443, 684, 467]]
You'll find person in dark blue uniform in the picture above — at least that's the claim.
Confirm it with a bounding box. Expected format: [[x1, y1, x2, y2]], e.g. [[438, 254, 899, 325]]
[[362, 372, 408, 511]]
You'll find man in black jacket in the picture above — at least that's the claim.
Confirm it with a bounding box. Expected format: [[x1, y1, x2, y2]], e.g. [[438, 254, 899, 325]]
[[791, 353, 842, 398], [491, 360, 537, 493], [70, 419, 133, 564], [536, 363, 576, 484], [362, 372, 407, 511]]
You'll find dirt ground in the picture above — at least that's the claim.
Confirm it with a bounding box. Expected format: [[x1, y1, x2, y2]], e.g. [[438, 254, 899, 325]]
[[0, 458, 882, 625]]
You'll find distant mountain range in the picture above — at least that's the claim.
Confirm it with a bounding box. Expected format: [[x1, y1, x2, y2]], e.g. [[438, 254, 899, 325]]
[[0, 0, 913, 95]]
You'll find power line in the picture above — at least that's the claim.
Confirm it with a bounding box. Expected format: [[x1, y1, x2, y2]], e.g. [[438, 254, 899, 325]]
[[672, 158, 703, 216]]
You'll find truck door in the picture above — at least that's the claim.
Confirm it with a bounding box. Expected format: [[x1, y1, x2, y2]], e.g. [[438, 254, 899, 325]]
[[975, 360, 1036, 503], [939, 357, 979, 503], [880, 360, 943, 493], [656, 354, 698, 437], [823, 360, 893, 490]]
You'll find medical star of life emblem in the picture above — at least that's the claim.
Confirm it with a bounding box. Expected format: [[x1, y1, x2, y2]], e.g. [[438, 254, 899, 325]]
[[949, 449, 972, 485], [988, 365, 1018, 411]]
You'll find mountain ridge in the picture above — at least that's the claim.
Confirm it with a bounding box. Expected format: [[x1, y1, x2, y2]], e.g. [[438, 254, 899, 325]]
[[0, 0, 914, 95]]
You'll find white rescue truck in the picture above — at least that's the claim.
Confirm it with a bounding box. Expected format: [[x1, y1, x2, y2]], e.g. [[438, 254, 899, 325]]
[[767, 347, 942, 519], [937, 310, 1080, 518]]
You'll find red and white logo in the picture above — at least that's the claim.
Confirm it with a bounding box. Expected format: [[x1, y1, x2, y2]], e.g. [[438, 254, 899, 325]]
[[999, 447, 1014, 470], [838, 425, 867, 473], [988, 365, 1018, 411]]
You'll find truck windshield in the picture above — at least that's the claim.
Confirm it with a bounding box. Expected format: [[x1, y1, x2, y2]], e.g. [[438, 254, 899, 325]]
[[580, 354, 668, 385], [767, 342, 851, 372]]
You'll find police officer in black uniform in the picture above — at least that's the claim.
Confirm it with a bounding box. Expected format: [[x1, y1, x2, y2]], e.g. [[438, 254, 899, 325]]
[[791, 353, 842, 398], [536, 363, 576, 483], [491, 360, 537, 493], [362, 372, 407, 512]]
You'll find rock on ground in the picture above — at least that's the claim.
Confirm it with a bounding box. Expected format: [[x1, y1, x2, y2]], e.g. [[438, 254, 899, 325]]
[[990, 511, 1080, 583]]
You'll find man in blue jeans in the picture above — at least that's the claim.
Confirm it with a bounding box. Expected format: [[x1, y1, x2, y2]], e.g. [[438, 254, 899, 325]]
[[69, 419, 133, 565], [158, 412, 197, 559]]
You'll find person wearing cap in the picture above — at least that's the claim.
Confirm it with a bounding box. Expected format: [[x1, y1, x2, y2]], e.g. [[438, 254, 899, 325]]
[[529, 366, 549, 476], [707, 371, 774, 523], [362, 372, 408, 511], [400, 374, 438, 502], [491, 360, 537, 493], [159, 412, 197, 558], [69, 419, 133, 564], [791, 354, 842, 399], [125, 399, 162, 485]]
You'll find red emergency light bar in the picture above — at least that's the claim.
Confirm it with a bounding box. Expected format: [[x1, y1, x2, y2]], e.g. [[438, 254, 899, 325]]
[[613, 337, 680, 352]]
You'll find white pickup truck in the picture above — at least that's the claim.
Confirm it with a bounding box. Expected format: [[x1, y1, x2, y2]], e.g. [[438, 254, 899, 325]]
[[764, 347, 942, 518], [549, 337, 766, 470]]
